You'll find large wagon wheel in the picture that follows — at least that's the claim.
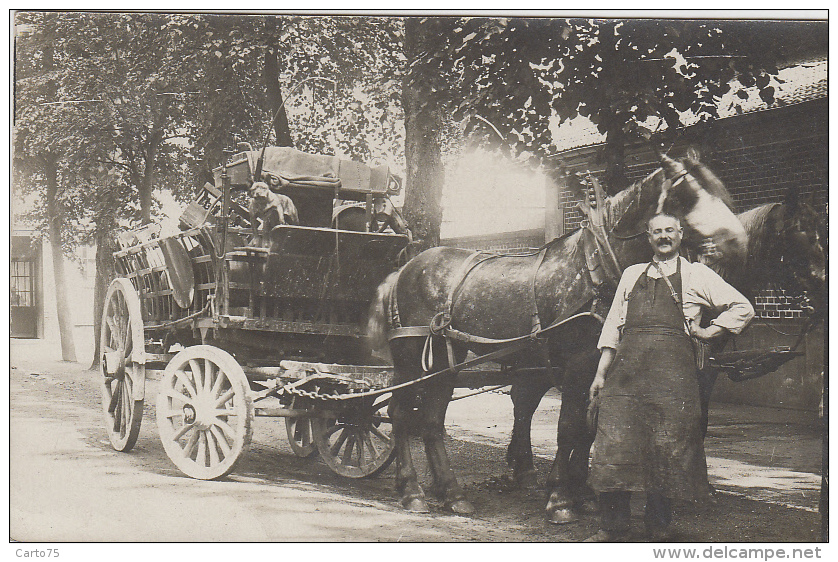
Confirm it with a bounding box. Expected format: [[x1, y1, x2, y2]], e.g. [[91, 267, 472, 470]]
[[100, 278, 146, 452], [285, 396, 317, 458], [156, 345, 253, 480], [311, 392, 395, 478]]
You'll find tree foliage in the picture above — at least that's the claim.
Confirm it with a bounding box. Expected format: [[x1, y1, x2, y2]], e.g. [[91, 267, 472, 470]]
[[414, 17, 826, 191], [169, 14, 406, 183], [13, 11, 407, 365]]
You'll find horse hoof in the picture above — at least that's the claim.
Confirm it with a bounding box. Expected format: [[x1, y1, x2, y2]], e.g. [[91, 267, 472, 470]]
[[515, 470, 540, 490], [445, 498, 475, 515], [546, 507, 579, 525], [402, 496, 430, 513]]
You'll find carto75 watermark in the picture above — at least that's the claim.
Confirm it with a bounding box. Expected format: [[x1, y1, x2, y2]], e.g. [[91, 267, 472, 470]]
[[15, 549, 59, 558]]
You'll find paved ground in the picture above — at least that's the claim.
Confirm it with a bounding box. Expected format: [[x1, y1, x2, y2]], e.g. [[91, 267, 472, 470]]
[[8, 337, 826, 544]]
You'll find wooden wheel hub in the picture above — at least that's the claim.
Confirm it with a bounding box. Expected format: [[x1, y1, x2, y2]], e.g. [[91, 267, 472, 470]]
[[187, 396, 218, 429], [103, 350, 127, 380]]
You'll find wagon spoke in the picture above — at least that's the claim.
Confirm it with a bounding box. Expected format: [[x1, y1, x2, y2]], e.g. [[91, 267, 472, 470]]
[[209, 425, 232, 456], [213, 418, 237, 443], [182, 431, 200, 459], [341, 432, 356, 466], [172, 422, 195, 442], [215, 388, 235, 408], [212, 408, 238, 418], [330, 426, 350, 457], [207, 430, 221, 466], [362, 431, 378, 459], [196, 431, 208, 467], [369, 425, 391, 444], [357, 431, 367, 466], [121, 378, 132, 429], [173, 369, 198, 398], [209, 363, 224, 397], [188, 359, 204, 391], [106, 316, 121, 349], [107, 381, 121, 413], [163, 389, 192, 404], [203, 359, 216, 393], [161, 409, 186, 419], [295, 421, 311, 447], [111, 384, 123, 433], [122, 318, 132, 355]]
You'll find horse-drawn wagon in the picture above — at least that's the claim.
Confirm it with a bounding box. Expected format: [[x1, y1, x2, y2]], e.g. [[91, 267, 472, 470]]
[[99, 139, 822, 520], [99, 145, 411, 480]]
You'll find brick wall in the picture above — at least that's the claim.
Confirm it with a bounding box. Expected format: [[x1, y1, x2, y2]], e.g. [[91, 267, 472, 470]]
[[551, 100, 826, 409], [560, 99, 827, 235], [442, 229, 545, 253], [558, 99, 827, 319]]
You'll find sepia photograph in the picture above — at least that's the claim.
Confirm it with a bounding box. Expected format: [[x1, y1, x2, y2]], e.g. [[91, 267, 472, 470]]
[[9, 9, 828, 550]]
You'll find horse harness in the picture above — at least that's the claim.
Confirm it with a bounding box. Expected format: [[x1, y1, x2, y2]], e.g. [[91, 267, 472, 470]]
[[386, 174, 620, 378]]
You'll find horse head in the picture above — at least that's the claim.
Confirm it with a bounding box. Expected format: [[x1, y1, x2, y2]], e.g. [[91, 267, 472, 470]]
[[658, 152, 748, 264], [610, 150, 748, 267]]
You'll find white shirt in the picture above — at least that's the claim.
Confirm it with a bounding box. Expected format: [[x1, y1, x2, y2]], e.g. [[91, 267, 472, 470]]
[[597, 256, 755, 350]]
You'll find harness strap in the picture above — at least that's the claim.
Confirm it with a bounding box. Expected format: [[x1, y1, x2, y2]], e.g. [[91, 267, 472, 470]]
[[412, 311, 604, 347], [530, 246, 549, 334], [578, 176, 622, 288], [650, 259, 690, 335], [444, 251, 496, 326], [421, 250, 494, 371]]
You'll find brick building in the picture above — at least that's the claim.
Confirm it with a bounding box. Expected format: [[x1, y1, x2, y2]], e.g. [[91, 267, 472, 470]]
[[443, 59, 826, 410]]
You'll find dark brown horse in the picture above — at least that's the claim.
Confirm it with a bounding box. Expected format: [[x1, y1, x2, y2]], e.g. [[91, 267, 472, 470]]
[[696, 192, 825, 436], [367, 153, 749, 517], [505, 190, 826, 519]]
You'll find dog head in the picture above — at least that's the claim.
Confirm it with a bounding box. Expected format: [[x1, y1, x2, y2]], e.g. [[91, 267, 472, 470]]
[[249, 181, 272, 203]]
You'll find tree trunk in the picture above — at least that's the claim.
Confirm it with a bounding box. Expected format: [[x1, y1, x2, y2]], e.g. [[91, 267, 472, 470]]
[[602, 126, 629, 195], [401, 18, 445, 248], [44, 156, 77, 362], [90, 222, 116, 370], [265, 19, 293, 147], [140, 137, 160, 224]]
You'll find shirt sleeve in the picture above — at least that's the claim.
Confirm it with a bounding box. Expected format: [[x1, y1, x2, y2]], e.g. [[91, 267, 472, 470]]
[[597, 266, 641, 350], [683, 262, 755, 334]]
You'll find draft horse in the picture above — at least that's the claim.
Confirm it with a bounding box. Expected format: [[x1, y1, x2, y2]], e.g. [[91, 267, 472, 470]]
[[367, 153, 749, 517], [505, 189, 826, 518], [695, 191, 826, 436]]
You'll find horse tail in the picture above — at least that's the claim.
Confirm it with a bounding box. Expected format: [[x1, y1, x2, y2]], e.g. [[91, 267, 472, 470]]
[[366, 269, 400, 362]]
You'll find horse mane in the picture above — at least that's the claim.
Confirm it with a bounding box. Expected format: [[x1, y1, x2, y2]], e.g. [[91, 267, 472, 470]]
[[683, 154, 735, 209], [708, 202, 784, 293], [606, 168, 664, 234], [739, 202, 783, 269]]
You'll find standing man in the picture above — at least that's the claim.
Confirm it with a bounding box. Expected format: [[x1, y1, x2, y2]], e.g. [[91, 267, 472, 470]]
[[586, 213, 754, 542]]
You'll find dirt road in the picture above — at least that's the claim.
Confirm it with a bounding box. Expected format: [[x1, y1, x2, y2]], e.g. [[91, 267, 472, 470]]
[[9, 344, 823, 543]]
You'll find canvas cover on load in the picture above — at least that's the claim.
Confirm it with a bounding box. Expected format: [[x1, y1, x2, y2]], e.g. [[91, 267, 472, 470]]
[[213, 146, 395, 200]]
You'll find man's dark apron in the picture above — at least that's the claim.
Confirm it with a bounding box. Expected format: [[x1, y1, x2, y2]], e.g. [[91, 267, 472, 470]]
[[588, 261, 708, 499]]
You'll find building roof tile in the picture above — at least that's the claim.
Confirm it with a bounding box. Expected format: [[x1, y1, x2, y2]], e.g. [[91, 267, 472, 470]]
[[552, 59, 827, 153]]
